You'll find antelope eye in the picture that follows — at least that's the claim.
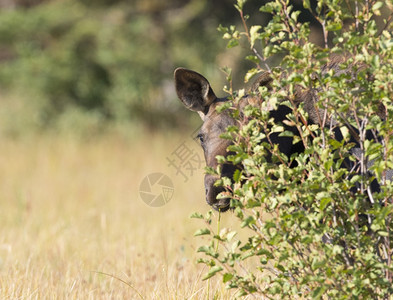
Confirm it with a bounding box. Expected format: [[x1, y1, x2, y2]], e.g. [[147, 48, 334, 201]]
[[197, 133, 204, 144]]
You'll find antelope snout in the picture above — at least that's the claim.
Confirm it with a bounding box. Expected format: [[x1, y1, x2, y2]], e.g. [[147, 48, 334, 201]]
[[204, 174, 230, 212]]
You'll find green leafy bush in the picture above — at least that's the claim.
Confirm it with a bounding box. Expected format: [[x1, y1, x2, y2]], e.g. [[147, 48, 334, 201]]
[[195, 0, 393, 298]]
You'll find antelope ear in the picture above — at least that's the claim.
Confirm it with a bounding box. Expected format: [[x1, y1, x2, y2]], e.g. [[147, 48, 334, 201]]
[[250, 71, 273, 92], [174, 68, 217, 114]]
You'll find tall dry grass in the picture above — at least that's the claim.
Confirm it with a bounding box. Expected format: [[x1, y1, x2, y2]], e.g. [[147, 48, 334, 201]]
[[0, 132, 240, 299]]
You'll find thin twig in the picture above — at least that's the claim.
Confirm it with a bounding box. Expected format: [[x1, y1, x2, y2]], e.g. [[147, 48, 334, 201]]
[[239, 9, 271, 72]]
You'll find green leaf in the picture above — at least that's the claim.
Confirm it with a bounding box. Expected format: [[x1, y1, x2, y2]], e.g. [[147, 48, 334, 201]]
[[244, 68, 259, 83], [241, 216, 256, 228], [326, 23, 342, 31], [278, 130, 294, 137], [197, 246, 210, 253], [250, 25, 261, 48], [241, 251, 254, 260], [227, 39, 239, 48], [303, 0, 310, 10], [190, 212, 204, 219], [271, 125, 284, 133], [232, 240, 241, 252], [202, 266, 223, 280], [312, 286, 327, 299], [260, 4, 274, 13], [291, 11, 301, 22], [194, 228, 211, 236], [371, 55, 380, 68], [319, 197, 331, 211], [372, 1, 383, 15], [233, 169, 242, 183], [227, 230, 237, 241], [216, 155, 227, 164], [223, 273, 234, 283], [245, 55, 259, 64], [377, 231, 389, 237], [246, 199, 260, 208], [234, 0, 246, 12], [312, 258, 327, 271], [216, 101, 232, 113]]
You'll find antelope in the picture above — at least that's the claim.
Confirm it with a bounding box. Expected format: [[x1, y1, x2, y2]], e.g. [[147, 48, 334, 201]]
[[174, 58, 390, 212]]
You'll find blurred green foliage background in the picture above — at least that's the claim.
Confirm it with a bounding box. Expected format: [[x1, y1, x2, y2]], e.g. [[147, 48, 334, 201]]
[[0, 0, 328, 137], [0, 0, 255, 136]]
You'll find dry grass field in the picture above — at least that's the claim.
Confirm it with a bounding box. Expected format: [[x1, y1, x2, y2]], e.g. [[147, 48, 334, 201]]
[[0, 132, 241, 299]]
